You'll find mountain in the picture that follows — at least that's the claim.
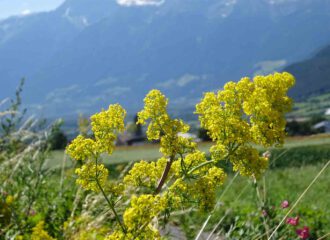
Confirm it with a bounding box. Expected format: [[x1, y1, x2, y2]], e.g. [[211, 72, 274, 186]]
[[285, 44, 330, 99], [1, 0, 330, 117]]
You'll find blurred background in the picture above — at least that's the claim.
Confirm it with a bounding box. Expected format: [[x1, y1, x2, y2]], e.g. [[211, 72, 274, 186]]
[[1, 2, 330, 239], [0, 0, 330, 132]]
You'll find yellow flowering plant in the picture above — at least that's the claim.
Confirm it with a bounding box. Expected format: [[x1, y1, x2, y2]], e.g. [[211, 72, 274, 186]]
[[66, 72, 295, 239]]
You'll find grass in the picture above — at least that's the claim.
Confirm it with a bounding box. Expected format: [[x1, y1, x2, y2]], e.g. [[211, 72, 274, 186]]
[[180, 163, 330, 239], [49, 141, 214, 168], [221, 164, 330, 211], [45, 134, 330, 239], [49, 134, 330, 169], [288, 92, 330, 118]]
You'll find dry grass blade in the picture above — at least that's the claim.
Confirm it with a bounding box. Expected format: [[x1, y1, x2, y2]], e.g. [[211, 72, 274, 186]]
[[0, 110, 18, 117], [0, 98, 9, 107]]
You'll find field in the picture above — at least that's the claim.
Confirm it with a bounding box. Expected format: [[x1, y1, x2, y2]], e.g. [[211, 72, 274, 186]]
[[288, 92, 330, 118], [50, 134, 330, 166], [179, 163, 330, 239], [45, 134, 330, 239], [2, 84, 330, 239]]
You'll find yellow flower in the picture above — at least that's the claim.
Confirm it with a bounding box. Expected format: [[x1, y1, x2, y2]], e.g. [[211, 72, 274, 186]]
[[69, 73, 295, 238], [123, 194, 166, 232], [66, 104, 126, 160], [196, 72, 294, 177], [31, 221, 55, 240], [137, 90, 192, 157], [90, 104, 126, 155], [230, 145, 268, 178], [5, 195, 14, 205], [75, 163, 109, 192], [66, 135, 98, 161], [124, 158, 168, 189]]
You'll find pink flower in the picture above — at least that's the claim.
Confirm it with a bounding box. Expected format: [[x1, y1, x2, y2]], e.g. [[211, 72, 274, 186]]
[[262, 210, 268, 217], [296, 226, 310, 239], [281, 200, 289, 208], [286, 216, 299, 226]]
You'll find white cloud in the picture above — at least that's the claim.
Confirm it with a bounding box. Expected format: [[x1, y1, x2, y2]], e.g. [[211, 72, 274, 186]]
[[158, 74, 207, 89], [103, 86, 131, 97], [117, 0, 165, 7], [94, 77, 118, 87], [157, 79, 176, 88], [177, 74, 200, 87], [21, 9, 31, 15], [46, 85, 81, 103]]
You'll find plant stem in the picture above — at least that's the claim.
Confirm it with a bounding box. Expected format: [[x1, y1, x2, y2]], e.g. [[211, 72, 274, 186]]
[[155, 155, 174, 194], [96, 179, 127, 234], [94, 156, 126, 233], [186, 160, 215, 176]]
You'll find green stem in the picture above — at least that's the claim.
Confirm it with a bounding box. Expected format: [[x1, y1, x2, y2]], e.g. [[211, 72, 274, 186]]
[[94, 156, 126, 234], [96, 179, 127, 234], [186, 143, 240, 178], [186, 160, 215, 176]]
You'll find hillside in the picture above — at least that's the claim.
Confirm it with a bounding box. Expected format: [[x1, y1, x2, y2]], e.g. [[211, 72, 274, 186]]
[[288, 92, 330, 118], [285, 45, 330, 99], [1, 0, 330, 116]]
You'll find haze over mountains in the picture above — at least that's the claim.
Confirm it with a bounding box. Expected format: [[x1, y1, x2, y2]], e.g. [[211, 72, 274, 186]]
[[1, 0, 330, 116], [285, 44, 330, 99], [0, 0, 64, 20]]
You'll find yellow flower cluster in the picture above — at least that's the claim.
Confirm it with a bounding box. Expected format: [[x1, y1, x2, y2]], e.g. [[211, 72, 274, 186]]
[[106, 194, 166, 239], [66, 135, 97, 161], [124, 158, 168, 190], [66, 104, 126, 160], [75, 162, 109, 192], [196, 82, 251, 145], [196, 72, 294, 177], [170, 152, 226, 210], [210, 144, 228, 162], [243, 72, 295, 146], [137, 89, 168, 126], [105, 182, 125, 197], [195, 166, 227, 210], [137, 90, 192, 156], [230, 145, 268, 178], [91, 104, 126, 155], [66, 104, 126, 192], [31, 221, 54, 240], [124, 194, 166, 232], [67, 73, 294, 238], [172, 151, 208, 176]]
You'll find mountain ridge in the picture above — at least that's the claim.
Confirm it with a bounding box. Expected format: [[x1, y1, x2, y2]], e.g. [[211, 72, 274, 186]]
[[285, 44, 330, 99]]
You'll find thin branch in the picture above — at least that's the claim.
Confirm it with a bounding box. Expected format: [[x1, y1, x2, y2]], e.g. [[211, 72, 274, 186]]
[[155, 155, 175, 194], [96, 179, 127, 234], [94, 156, 127, 233]]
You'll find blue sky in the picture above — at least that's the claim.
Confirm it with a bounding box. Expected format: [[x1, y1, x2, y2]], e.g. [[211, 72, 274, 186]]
[[0, 0, 64, 20]]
